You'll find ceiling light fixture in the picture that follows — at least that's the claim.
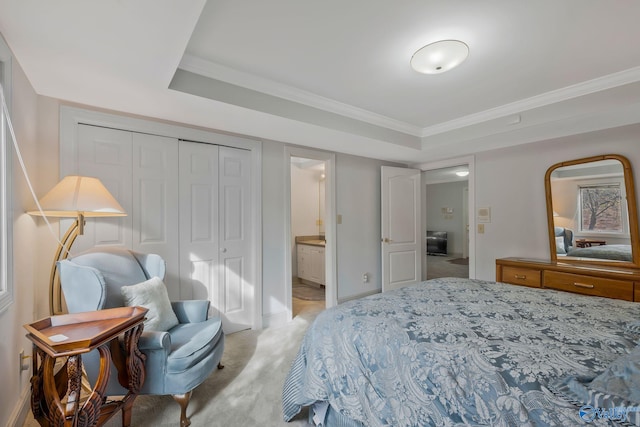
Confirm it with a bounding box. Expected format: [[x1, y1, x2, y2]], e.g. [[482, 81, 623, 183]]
[[455, 171, 469, 177], [411, 40, 469, 74]]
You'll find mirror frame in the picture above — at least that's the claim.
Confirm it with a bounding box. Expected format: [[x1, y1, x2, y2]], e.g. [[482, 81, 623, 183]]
[[545, 154, 640, 268]]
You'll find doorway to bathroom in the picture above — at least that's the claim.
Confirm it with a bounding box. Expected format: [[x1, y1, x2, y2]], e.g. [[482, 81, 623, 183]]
[[284, 147, 336, 320]]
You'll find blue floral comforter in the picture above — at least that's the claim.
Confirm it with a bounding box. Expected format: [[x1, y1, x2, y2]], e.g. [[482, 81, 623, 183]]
[[282, 278, 640, 426]]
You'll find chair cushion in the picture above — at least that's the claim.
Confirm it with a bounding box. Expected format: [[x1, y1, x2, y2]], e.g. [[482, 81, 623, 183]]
[[121, 277, 179, 332], [167, 317, 223, 373]]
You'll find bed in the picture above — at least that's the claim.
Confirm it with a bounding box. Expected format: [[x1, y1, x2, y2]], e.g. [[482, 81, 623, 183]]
[[567, 244, 633, 262], [282, 277, 640, 426]]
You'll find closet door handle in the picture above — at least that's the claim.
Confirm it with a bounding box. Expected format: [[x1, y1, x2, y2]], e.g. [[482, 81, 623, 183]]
[[220, 248, 227, 253], [573, 282, 595, 289]]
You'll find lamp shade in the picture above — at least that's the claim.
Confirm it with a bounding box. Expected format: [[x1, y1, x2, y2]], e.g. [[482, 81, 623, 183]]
[[28, 175, 126, 218]]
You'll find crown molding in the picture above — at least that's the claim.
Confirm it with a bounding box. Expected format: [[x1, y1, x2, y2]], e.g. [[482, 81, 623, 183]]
[[179, 54, 423, 136], [180, 55, 640, 143], [420, 65, 640, 138]]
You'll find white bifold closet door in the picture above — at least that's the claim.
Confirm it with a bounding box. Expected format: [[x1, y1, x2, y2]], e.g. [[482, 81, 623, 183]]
[[179, 141, 253, 333], [73, 125, 253, 333]]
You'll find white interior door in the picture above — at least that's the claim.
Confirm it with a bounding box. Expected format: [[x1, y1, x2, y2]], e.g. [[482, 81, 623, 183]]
[[218, 146, 253, 333], [381, 166, 421, 292], [132, 133, 180, 299], [178, 141, 219, 302], [74, 125, 133, 253], [179, 143, 253, 333], [66, 117, 258, 330]]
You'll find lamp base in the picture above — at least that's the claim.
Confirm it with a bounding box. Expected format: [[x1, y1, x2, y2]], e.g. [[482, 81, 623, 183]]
[[49, 215, 83, 315]]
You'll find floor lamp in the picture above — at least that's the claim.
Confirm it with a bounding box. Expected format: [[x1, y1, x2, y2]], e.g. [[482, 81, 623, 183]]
[[28, 176, 126, 315]]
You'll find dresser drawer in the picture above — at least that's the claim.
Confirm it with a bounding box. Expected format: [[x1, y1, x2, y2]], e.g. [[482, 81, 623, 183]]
[[501, 266, 541, 288], [544, 271, 634, 301]]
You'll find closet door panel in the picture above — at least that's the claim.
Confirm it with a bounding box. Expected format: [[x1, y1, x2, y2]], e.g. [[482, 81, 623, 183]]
[[223, 256, 243, 312], [219, 146, 253, 333], [132, 133, 180, 299], [74, 125, 133, 253], [179, 141, 219, 302]]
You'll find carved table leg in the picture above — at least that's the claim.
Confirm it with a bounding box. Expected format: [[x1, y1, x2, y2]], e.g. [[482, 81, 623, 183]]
[[116, 324, 146, 427], [30, 346, 45, 422], [77, 345, 111, 427], [40, 353, 82, 427]]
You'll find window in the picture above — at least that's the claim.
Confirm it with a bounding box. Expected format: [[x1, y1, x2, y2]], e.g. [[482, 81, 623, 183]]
[[578, 183, 623, 233], [0, 34, 13, 314]]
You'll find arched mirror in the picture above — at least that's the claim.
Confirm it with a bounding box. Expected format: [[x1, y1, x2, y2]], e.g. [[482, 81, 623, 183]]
[[546, 154, 640, 267]]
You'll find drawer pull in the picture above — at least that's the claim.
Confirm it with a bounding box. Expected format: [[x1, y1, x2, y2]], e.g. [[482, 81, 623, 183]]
[[573, 282, 595, 289], [514, 274, 526, 280]]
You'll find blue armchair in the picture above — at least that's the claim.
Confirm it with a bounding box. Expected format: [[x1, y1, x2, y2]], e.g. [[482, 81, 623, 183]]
[[554, 226, 574, 254], [57, 246, 224, 427]]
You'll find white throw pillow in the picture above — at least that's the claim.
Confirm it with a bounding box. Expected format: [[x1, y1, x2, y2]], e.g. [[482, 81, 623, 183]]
[[555, 236, 566, 254], [121, 276, 179, 332]]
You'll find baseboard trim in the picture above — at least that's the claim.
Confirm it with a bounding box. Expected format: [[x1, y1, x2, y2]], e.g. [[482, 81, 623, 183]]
[[262, 310, 289, 328], [338, 289, 380, 304], [8, 385, 31, 427]]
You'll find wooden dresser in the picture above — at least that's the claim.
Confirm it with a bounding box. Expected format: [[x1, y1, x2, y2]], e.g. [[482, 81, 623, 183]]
[[496, 257, 640, 302]]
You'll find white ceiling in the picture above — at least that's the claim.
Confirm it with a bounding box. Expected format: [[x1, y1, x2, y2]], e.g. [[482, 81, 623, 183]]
[[2, 1, 640, 164]]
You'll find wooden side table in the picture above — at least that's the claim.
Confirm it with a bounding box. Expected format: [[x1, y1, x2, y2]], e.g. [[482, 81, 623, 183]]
[[24, 306, 148, 427]]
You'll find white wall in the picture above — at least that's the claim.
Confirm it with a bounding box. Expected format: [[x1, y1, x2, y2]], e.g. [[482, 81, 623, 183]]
[[426, 181, 467, 256], [0, 53, 54, 427], [474, 123, 640, 281], [261, 140, 288, 322], [335, 153, 402, 300]]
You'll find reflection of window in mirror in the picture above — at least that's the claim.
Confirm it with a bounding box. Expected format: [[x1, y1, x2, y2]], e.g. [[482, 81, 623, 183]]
[[578, 183, 623, 233]]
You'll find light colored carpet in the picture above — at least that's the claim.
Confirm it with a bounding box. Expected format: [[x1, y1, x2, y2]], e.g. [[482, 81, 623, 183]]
[[23, 298, 325, 427]]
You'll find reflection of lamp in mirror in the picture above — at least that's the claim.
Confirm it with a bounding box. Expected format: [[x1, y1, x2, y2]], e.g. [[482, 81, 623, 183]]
[[28, 176, 127, 315]]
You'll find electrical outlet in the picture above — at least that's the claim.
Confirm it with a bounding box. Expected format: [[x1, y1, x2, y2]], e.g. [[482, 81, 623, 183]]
[[19, 349, 30, 372], [362, 273, 369, 283]]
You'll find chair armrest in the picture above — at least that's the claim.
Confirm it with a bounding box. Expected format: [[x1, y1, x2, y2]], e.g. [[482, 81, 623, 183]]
[[138, 330, 171, 352], [171, 300, 210, 323]]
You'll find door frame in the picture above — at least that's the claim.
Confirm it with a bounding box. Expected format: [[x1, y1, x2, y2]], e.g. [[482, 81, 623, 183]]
[[416, 155, 476, 279], [284, 146, 337, 320], [60, 106, 264, 329]]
